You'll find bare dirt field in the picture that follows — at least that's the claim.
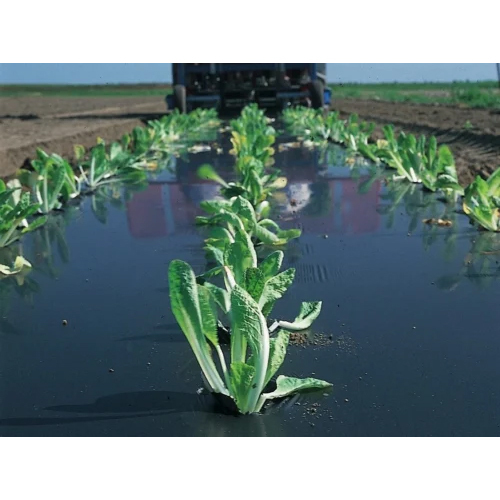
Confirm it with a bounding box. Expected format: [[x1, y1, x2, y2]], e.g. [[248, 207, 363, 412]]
[[332, 98, 500, 185], [0, 96, 167, 178], [1, 95, 499, 185]]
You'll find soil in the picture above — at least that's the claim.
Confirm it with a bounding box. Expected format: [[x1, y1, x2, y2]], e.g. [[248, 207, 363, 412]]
[[289, 331, 335, 347], [0, 96, 167, 178], [331, 98, 500, 186]]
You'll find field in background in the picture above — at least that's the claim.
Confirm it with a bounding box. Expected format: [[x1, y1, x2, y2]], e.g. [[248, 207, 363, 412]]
[[0, 84, 173, 97], [330, 80, 500, 108], [2, 81, 500, 108]]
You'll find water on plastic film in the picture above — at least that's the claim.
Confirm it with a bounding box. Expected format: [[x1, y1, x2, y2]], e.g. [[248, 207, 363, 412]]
[[1, 141, 500, 436]]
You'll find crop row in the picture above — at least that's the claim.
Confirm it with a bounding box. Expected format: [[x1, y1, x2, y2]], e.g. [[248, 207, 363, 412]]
[[283, 107, 500, 232], [0, 108, 220, 267], [169, 104, 331, 414]]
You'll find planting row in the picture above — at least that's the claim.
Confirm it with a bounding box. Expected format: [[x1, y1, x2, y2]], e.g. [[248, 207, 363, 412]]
[[169, 104, 332, 414], [282, 107, 500, 232], [0, 108, 220, 269]]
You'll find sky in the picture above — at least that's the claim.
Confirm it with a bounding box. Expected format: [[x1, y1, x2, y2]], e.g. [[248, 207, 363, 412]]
[[0, 63, 497, 85]]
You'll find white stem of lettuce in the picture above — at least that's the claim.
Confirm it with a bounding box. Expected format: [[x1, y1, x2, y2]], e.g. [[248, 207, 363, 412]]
[[176, 308, 228, 395], [43, 175, 49, 214], [215, 345, 230, 388], [268, 321, 279, 334], [191, 336, 228, 396]]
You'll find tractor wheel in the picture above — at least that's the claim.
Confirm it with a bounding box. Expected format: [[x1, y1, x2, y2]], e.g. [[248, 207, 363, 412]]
[[309, 80, 324, 109], [173, 84, 187, 113]]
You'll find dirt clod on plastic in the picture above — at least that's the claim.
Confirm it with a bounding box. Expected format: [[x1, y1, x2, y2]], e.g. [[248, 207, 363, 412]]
[[289, 332, 335, 348]]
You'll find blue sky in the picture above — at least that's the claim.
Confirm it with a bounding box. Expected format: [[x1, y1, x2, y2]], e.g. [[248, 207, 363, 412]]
[[0, 63, 497, 84]]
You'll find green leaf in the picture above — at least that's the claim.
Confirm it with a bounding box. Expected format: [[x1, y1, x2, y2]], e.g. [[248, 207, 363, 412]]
[[109, 142, 123, 161], [221, 184, 247, 199], [277, 228, 302, 242], [258, 251, 284, 280], [257, 375, 332, 412], [199, 199, 232, 214], [244, 267, 266, 302], [225, 231, 257, 285], [438, 145, 455, 169], [234, 228, 257, 267], [232, 196, 257, 227], [74, 144, 86, 162], [228, 362, 256, 413], [259, 268, 296, 317], [205, 226, 234, 248], [246, 168, 265, 204], [15, 200, 40, 221], [198, 164, 229, 187], [51, 164, 66, 198], [428, 136, 437, 162], [277, 301, 322, 331], [254, 223, 280, 244], [197, 284, 219, 346], [21, 216, 47, 234], [205, 244, 226, 266], [215, 211, 246, 233], [168, 260, 227, 394], [203, 282, 230, 315], [487, 167, 500, 196], [265, 329, 289, 386], [230, 284, 269, 413], [258, 219, 280, 232]]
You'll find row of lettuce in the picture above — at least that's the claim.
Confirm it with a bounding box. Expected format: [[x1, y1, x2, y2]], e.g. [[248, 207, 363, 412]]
[[283, 107, 500, 232], [0, 109, 220, 252], [169, 104, 331, 414]]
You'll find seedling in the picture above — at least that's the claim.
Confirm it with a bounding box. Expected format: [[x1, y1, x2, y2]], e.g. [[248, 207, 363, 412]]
[[0, 179, 46, 248], [169, 259, 331, 414], [463, 169, 500, 231]]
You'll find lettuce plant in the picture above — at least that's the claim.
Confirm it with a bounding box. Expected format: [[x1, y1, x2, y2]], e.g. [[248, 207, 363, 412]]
[[414, 136, 463, 199], [196, 105, 284, 208], [169, 259, 331, 414], [77, 141, 147, 191], [196, 196, 301, 249], [198, 163, 286, 208], [463, 171, 500, 231], [228, 105, 277, 170], [376, 127, 423, 183], [0, 180, 46, 248], [342, 114, 375, 154], [139, 109, 220, 155], [307, 111, 346, 145], [282, 107, 320, 134], [18, 149, 82, 213]]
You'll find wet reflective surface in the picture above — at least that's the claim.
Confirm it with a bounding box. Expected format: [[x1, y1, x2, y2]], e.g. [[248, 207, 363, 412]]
[[1, 133, 500, 436]]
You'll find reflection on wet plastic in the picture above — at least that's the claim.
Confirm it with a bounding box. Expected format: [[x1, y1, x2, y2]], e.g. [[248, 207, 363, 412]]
[[3, 134, 500, 436]]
